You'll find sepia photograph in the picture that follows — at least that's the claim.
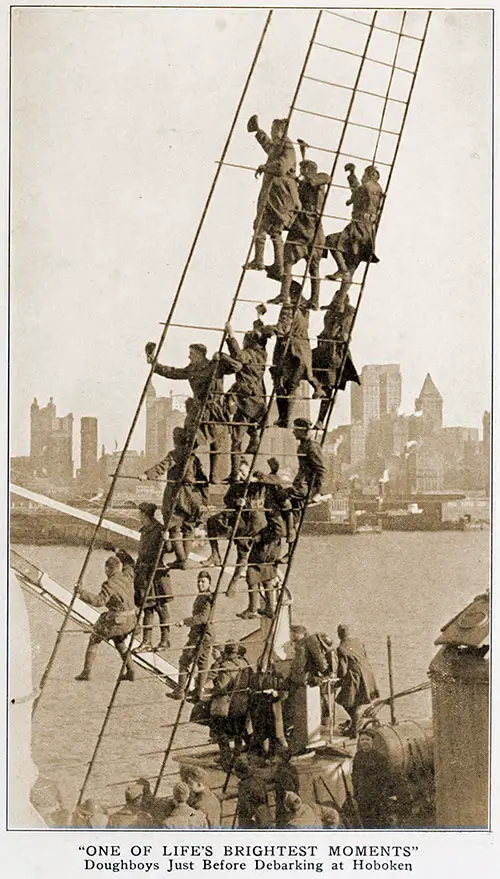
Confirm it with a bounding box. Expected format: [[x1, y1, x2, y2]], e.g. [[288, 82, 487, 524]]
[[6, 1, 492, 847]]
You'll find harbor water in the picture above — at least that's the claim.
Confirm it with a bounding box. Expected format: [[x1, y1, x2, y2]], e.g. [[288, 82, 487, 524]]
[[14, 530, 490, 815]]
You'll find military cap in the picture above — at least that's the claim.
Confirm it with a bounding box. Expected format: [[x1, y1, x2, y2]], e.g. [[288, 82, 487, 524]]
[[138, 502, 157, 518], [189, 342, 207, 357], [267, 456, 280, 472], [80, 798, 103, 817], [293, 417, 312, 430], [358, 727, 377, 740], [283, 791, 302, 812], [172, 782, 190, 803], [125, 783, 144, 803]]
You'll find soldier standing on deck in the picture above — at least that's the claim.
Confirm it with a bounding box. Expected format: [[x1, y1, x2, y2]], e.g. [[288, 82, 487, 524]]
[[75, 556, 137, 682], [145, 341, 241, 484], [133, 502, 172, 652], [246, 115, 300, 280], [170, 570, 214, 702], [336, 624, 379, 738]]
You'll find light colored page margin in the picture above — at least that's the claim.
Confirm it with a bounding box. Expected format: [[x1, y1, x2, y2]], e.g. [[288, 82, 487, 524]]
[[0, 0, 497, 875]]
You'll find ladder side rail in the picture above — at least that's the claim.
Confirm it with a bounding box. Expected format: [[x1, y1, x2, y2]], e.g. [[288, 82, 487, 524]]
[[316, 10, 432, 447], [34, 9, 273, 717], [74, 10, 323, 806], [261, 11, 432, 669], [149, 9, 327, 799]]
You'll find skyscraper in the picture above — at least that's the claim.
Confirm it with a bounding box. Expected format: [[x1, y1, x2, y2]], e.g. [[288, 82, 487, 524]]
[[30, 397, 73, 484], [415, 373, 443, 434], [80, 417, 98, 492], [351, 364, 402, 427], [145, 383, 184, 468]]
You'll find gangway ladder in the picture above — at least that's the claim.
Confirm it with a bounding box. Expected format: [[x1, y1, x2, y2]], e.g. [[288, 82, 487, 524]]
[[22, 7, 431, 812]]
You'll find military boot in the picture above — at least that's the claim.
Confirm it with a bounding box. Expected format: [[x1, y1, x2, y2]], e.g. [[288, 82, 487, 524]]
[[246, 238, 265, 271], [266, 236, 284, 281], [75, 639, 99, 681]]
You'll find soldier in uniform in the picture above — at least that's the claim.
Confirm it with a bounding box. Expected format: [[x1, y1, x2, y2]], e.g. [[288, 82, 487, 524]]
[[268, 282, 325, 429], [246, 115, 300, 281], [162, 782, 208, 828], [72, 798, 108, 828], [107, 782, 154, 828], [75, 556, 137, 682], [145, 341, 241, 483], [352, 729, 394, 828], [223, 320, 268, 480], [324, 163, 383, 286], [179, 765, 222, 828], [133, 502, 173, 652], [269, 150, 330, 310], [146, 427, 209, 570], [289, 417, 326, 504], [282, 791, 340, 828], [312, 290, 360, 431], [336, 624, 379, 738], [233, 757, 272, 828], [209, 642, 251, 771], [204, 459, 268, 596], [170, 570, 214, 701]]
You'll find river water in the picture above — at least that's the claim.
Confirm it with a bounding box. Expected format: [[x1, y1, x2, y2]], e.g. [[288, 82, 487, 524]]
[[13, 531, 490, 817]]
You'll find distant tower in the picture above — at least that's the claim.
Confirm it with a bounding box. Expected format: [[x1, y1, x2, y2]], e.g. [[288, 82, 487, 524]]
[[80, 417, 98, 491], [415, 373, 443, 434], [351, 364, 401, 427], [145, 383, 184, 468]]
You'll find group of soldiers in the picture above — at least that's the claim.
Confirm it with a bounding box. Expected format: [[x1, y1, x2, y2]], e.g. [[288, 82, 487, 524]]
[[70, 113, 386, 826]]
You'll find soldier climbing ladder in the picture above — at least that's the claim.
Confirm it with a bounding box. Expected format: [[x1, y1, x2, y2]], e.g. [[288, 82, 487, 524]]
[[26, 8, 432, 823]]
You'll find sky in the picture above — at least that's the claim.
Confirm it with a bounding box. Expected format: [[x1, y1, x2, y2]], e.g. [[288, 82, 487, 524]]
[[9, 6, 492, 462]]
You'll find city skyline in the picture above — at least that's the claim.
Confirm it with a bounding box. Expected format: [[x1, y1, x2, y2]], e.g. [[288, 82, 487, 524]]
[[10, 9, 492, 461], [11, 363, 490, 477]]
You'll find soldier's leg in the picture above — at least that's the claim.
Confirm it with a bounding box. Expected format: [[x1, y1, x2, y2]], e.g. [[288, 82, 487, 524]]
[[314, 390, 333, 430], [192, 636, 213, 700], [245, 420, 261, 456], [247, 226, 266, 271], [114, 635, 136, 681], [266, 232, 284, 281], [137, 607, 155, 651], [308, 257, 321, 310], [208, 422, 226, 484], [225, 537, 251, 598], [169, 526, 187, 568], [157, 601, 171, 649], [269, 252, 294, 306], [205, 515, 224, 566], [230, 418, 246, 481], [171, 646, 193, 698], [75, 632, 101, 681]]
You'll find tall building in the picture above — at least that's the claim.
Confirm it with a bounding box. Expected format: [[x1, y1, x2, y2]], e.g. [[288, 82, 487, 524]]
[[415, 373, 443, 434], [79, 417, 99, 493], [351, 364, 401, 427], [30, 397, 73, 484], [145, 383, 185, 468]]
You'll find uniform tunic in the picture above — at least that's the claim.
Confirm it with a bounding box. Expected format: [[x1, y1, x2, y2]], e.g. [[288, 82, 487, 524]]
[[188, 789, 221, 828], [153, 355, 240, 437], [313, 303, 360, 391], [224, 335, 267, 423], [163, 802, 208, 828], [336, 636, 379, 712], [284, 801, 340, 828], [292, 437, 326, 497], [79, 571, 136, 640], [134, 518, 172, 607], [285, 172, 331, 265], [254, 129, 300, 234]]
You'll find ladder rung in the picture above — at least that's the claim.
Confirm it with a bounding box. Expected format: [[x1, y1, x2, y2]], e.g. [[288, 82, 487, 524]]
[[217, 158, 351, 191], [294, 107, 399, 137], [313, 41, 415, 76], [325, 10, 424, 42], [303, 74, 407, 105], [301, 141, 393, 166]]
